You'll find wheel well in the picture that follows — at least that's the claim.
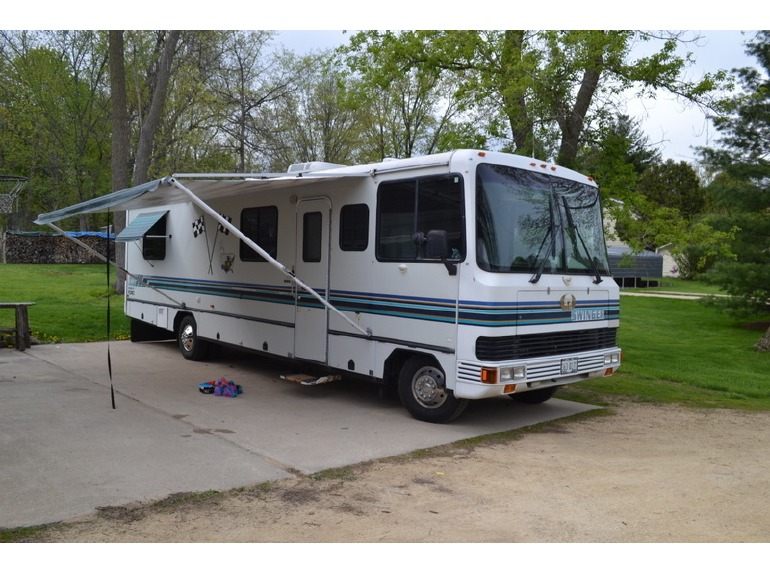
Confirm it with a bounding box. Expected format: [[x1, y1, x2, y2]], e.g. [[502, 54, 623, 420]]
[[383, 350, 438, 387], [130, 318, 173, 342], [173, 311, 192, 335]]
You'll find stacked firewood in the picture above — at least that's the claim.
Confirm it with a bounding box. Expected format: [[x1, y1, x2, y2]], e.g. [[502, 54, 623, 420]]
[[2, 231, 111, 264]]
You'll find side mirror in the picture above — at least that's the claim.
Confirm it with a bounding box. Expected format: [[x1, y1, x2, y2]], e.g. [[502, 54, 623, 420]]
[[426, 229, 449, 259], [426, 230, 457, 276]]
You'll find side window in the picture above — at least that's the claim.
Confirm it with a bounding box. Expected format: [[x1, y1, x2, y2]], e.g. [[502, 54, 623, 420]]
[[376, 175, 465, 261], [303, 211, 322, 262], [376, 180, 416, 259], [143, 215, 167, 260], [339, 204, 369, 251], [240, 206, 278, 262]]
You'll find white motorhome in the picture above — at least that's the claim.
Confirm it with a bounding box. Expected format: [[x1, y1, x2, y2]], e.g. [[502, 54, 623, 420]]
[[36, 150, 621, 423]]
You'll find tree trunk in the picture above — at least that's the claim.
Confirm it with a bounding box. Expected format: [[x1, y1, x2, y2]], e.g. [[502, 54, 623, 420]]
[[133, 30, 180, 185], [756, 324, 770, 351], [557, 64, 602, 169], [500, 30, 533, 155], [109, 30, 130, 294]]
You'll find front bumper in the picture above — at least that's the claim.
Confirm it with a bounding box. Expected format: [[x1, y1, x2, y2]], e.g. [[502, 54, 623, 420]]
[[453, 348, 621, 400]]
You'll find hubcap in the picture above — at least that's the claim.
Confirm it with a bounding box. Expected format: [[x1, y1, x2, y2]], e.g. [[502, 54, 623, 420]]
[[412, 366, 447, 409], [181, 324, 195, 353]]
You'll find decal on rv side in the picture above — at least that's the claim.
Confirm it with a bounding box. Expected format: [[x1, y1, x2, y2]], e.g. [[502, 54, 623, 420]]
[[571, 308, 607, 321]]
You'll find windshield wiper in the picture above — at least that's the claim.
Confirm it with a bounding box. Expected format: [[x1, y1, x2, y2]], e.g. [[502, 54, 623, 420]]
[[529, 195, 558, 284], [562, 196, 603, 284]]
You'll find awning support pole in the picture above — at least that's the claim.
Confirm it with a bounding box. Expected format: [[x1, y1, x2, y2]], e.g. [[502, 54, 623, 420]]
[[166, 177, 372, 338]]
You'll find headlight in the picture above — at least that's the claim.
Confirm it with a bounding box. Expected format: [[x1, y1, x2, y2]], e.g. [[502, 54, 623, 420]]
[[500, 365, 526, 382]]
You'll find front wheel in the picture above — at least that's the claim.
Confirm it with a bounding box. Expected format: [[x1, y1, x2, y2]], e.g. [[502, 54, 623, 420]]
[[510, 386, 559, 404], [177, 315, 210, 361], [398, 356, 468, 423]]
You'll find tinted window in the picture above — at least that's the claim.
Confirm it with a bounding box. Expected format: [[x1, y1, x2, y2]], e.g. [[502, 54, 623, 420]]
[[339, 203, 369, 251], [240, 206, 278, 262], [142, 215, 166, 260], [376, 175, 464, 261], [303, 211, 322, 262]]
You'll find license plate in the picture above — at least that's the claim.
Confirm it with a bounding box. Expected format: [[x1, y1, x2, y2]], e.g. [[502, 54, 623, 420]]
[[561, 357, 579, 374]]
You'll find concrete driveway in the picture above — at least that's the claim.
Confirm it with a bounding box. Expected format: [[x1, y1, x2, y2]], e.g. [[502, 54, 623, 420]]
[[0, 341, 596, 528]]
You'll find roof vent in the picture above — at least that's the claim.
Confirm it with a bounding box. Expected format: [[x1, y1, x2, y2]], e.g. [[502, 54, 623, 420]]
[[287, 161, 346, 174]]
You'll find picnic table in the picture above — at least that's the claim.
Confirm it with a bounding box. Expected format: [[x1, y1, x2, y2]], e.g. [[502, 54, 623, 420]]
[[0, 302, 35, 351]]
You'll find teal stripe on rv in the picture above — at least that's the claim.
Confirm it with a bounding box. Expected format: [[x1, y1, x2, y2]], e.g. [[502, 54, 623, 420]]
[[130, 275, 620, 329]]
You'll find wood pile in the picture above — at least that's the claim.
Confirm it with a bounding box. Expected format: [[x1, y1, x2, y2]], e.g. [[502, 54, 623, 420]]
[[2, 231, 111, 264]]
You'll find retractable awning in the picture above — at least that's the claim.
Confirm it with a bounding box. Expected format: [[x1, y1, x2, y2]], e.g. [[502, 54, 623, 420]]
[[34, 173, 369, 226], [115, 210, 168, 242], [34, 179, 164, 225]]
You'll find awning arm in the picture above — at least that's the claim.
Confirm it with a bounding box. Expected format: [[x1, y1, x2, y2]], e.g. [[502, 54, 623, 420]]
[[166, 177, 372, 338], [45, 222, 184, 308]]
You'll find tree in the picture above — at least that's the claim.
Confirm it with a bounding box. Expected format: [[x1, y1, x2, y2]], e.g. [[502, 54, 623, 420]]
[[578, 113, 659, 202], [204, 31, 315, 173], [149, 31, 231, 174], [110, 31, 130, 192], [697, 31, 770, 349], [576, 112, 732, 276], [344, 30, 728, 168], [264, 53, 363, 169], [633, 159, 720, 279], [110, 31, 130, 291], [108, 30, 181, 293], [0, 30, 111, 230], [132, 31, 181, 184], [637, 160, 705, 221], [591, 114, 661, 175], [343, 39, 485, 162]]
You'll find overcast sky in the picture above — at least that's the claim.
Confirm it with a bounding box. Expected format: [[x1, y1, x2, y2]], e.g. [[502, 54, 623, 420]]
[[273, 30, 759, 163]]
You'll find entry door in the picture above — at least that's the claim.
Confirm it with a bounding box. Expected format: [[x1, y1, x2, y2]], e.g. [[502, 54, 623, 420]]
[[294, 198, 331, 362]]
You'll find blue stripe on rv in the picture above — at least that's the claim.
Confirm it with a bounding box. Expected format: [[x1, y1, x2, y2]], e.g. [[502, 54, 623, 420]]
[[130, 276, 620, 327]]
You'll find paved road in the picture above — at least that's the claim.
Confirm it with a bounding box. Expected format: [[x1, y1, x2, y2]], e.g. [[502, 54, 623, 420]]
[[0, 341, 596, 528]]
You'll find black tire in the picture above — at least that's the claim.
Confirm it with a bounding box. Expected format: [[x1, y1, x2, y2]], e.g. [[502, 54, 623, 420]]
[[398, 356, 468, 423], [510, 386, 559, 404], [177, 315, 210, 361]]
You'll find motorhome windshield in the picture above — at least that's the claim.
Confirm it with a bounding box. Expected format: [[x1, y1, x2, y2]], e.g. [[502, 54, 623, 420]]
[[476, 163, 611, 278]]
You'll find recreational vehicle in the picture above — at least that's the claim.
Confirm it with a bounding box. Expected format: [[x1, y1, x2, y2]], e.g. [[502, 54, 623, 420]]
[[36, 150, 621, 423]]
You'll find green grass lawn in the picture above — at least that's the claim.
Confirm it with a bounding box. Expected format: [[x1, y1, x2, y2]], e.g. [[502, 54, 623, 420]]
[[562, 294, 770, 411], [0, 263, 130, 343], [2, 263, 769, 410]]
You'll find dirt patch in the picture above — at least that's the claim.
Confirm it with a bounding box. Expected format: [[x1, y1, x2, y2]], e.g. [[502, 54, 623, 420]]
[[23, 402, 770, 543]]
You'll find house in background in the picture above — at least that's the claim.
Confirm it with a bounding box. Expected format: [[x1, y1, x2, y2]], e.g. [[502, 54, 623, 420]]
[[606, 245, 664, 287], [604, 206, 669, 287], [655, 244, 681, 278]]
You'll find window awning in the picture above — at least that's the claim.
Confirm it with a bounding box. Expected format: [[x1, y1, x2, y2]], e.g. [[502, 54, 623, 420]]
[[115, 210, 167, 242]]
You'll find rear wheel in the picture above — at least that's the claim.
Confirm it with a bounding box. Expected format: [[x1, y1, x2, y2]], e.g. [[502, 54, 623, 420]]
[[510, 386, 559, 404], [177, 315, 210, 361], [398, 356, 468, 423]]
